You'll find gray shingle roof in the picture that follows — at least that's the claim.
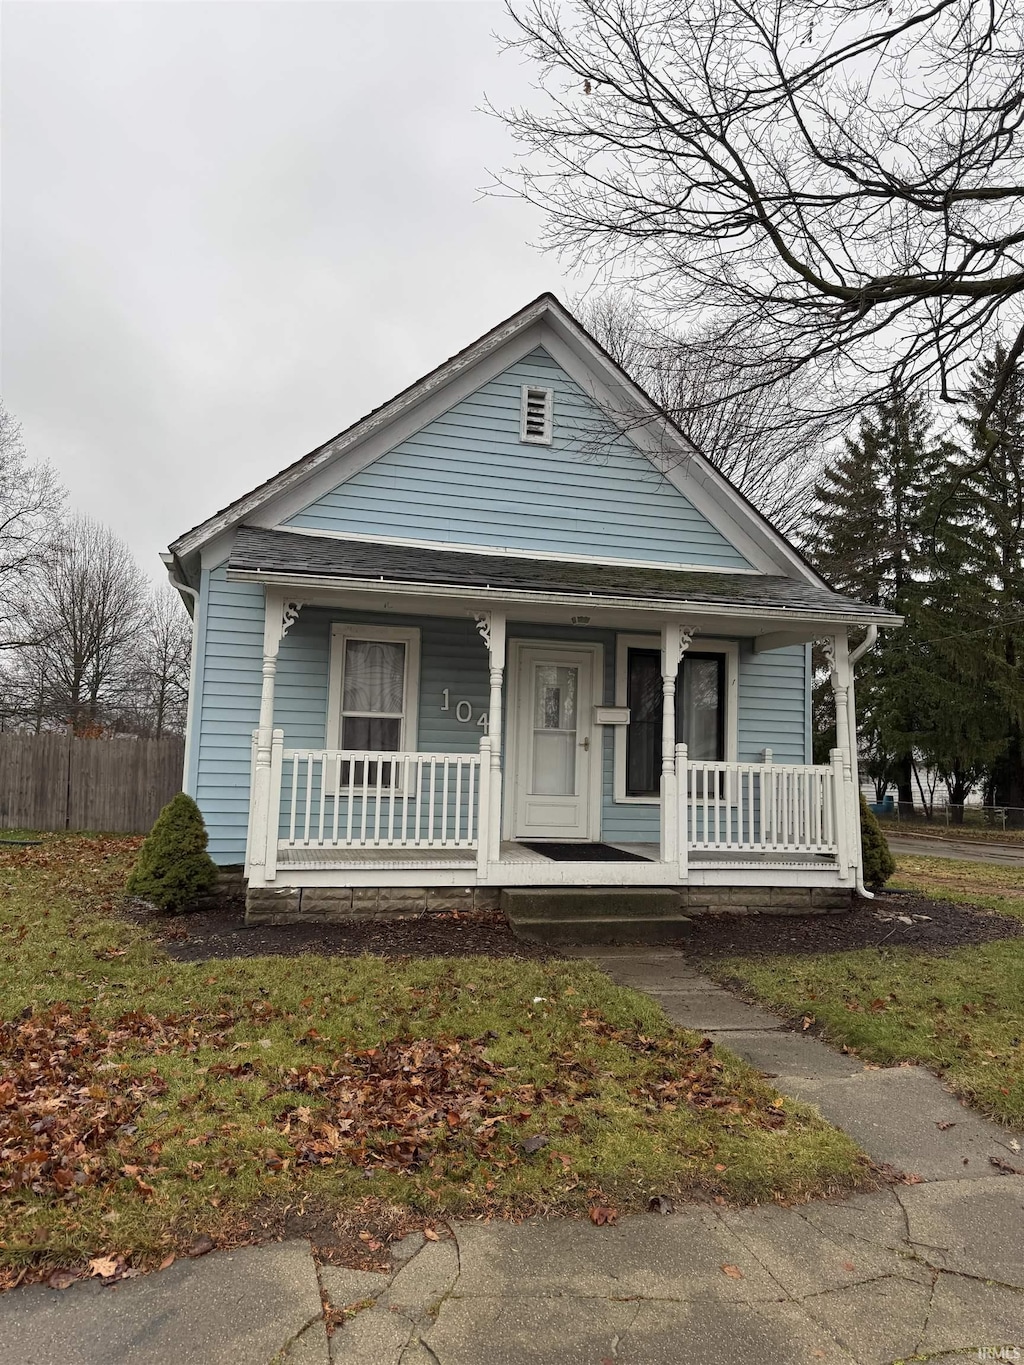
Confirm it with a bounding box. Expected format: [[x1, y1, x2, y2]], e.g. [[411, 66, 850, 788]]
[[228, 527, 898, 623]]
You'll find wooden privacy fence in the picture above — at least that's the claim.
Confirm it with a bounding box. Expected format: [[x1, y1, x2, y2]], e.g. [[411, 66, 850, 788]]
[[0, 732, 185, 834]]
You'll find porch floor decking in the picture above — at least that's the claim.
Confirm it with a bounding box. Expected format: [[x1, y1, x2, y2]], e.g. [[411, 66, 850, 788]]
[[273, 842, 838, 873]]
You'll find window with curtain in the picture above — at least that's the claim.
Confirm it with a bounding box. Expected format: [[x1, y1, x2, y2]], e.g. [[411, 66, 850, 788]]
[[625, 649, 725, 797], [340, 638, 407, 752]]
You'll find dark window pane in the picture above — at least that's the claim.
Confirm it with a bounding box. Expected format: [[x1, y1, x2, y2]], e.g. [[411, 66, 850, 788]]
[[342, 716, 401, 751], [626, 650, 662, 796], [680, 656, 724, 762], [625, 648, 725, 796]]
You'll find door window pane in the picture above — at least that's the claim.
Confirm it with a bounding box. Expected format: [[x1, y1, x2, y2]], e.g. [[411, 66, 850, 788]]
[[531, 664, 578, 795]]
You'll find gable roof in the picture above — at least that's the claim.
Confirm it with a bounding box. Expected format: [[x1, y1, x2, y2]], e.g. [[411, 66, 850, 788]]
[[228, 526, 899, 626], [168, 293, 825, 587]]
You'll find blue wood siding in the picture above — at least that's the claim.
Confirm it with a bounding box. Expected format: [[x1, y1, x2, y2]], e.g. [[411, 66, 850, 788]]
[[191, 565, 264, 864], [737, 643, 809, 765], [189, 575, 810, 861], [285, 348, 751, 569]]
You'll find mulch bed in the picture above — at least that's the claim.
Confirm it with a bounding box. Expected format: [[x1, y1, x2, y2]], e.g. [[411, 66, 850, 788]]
[[128, 890, 1022, 965], [130, 903, 559, 962], [679, 891, 1024, 960]]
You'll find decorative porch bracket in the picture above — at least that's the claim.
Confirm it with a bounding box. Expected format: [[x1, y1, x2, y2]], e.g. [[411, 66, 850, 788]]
[[248, 591, 301, 888], [475, 610, 506, 873], [660, 623, 696, 868]]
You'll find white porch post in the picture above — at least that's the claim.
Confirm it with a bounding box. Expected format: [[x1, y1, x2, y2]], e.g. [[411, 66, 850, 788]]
[[826, 630, 858, 885], [660, 623, 694, 868], [247, 593, 300, 888], [675, 742, 689, 880], [476, 611, 506, 870]]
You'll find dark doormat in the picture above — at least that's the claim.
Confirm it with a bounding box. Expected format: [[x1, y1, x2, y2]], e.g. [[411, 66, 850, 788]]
[[519, 841, 653, 863]]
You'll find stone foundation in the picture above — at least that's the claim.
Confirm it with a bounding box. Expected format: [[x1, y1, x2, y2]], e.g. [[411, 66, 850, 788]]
[[243, 882, 851, 925], [244, 884, 501, 925], [681, 886, 852, 915]]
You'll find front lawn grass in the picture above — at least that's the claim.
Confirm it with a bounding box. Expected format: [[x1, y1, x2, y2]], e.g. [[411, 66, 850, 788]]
[[0, 837, 867, 1286], [892, 854, 1024, 920], [709, 855, 1024, 1129]]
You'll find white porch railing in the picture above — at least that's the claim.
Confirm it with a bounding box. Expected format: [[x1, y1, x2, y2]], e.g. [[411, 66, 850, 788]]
[[280, 746, 482, 851], [247, 732, 850, 885], [681, 754, 843, 857]]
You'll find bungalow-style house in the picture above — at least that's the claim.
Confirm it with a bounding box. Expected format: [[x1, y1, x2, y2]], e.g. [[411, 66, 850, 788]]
[[166, 295, 898, 937]]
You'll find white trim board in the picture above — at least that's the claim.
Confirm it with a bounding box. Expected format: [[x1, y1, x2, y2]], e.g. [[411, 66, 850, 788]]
[[269, 523, 761, 576], [228, 567, 897, 629], [169, 294, 831, 592], [172, 316, 548, 562]]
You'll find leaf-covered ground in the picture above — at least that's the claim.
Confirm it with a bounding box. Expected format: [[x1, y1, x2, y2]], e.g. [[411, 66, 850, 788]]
[[709, 856, 1024, 1129], [0, 836, 868, 1289]]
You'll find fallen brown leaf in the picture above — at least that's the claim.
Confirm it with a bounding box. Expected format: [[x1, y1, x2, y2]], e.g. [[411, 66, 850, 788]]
[[721, 1264, 744, 1279], [47, 1269, 80, 1291], [588, 1205, 618, 1226]]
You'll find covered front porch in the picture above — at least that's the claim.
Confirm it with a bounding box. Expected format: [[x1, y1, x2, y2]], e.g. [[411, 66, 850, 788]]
[[235, 532, 869, 898]]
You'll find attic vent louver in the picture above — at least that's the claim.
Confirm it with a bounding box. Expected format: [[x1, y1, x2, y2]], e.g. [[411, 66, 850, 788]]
[[520, 385, 553, 445]]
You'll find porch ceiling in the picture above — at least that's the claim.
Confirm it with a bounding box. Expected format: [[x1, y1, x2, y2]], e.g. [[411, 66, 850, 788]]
[[227, 527, 900, 634]]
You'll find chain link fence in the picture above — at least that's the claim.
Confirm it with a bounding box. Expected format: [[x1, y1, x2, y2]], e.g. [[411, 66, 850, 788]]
[[869, 797, 1024, 834]]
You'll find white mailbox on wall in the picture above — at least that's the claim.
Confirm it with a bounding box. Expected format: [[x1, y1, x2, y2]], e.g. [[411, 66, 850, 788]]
[[593, 705, 630, 726]]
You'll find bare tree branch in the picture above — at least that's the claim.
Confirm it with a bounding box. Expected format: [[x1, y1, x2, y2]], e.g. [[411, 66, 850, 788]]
[[493, 0, 1024, 431], [574, 289, 835, 533], [0, 402, 64, 652]]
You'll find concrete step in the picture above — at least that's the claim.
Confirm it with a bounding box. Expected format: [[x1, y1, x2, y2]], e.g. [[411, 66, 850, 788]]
[[501, 887, 682, 921], [509, 914, 692, 945]]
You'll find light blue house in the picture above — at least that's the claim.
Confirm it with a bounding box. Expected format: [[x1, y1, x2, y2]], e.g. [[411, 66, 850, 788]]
[[166, 295, 897, 930]]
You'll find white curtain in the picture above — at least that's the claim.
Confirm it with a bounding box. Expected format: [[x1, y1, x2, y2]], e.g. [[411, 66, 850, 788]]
[[342, 640, 405, 714]]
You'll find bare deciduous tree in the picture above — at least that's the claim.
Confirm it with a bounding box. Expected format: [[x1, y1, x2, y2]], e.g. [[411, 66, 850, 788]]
[[0, 402, 64, 651], [496, 0, 1024, 429], [576, 291, 836, 533], [27, 516, 149, 733], [122, 586, 192, 738]]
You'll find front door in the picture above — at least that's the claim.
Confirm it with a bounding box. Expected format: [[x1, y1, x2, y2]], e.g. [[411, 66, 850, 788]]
[[511, 645, 598, 840]]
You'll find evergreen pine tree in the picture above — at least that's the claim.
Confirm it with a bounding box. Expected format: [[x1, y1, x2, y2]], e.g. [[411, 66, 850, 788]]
[[944, 346, 1024, 822], [127, 792, 217, 912], [911, 442, 1004, 819], [809, 384, 944, 811]]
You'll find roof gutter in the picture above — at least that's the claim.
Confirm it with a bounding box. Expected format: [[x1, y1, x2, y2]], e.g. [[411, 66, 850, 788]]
[[225, 567, 901, 629]]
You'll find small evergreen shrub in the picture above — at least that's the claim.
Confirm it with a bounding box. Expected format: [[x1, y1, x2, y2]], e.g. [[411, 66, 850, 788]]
[[127, 793, 217, 913], [860, 793, 896, 888]]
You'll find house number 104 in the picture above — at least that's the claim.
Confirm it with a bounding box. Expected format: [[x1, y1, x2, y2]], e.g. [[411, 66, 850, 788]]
[[440, 689, 486, 727]]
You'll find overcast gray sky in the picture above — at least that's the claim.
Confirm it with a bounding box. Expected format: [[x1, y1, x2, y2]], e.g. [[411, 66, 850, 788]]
[[2, 1, 575, 577]]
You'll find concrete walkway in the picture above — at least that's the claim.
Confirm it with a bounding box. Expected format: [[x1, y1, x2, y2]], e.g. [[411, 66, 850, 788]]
[[572, 945, 1024, 1182], [2, 948, 1021, 1364], [3, 1183, 1021, 1365]]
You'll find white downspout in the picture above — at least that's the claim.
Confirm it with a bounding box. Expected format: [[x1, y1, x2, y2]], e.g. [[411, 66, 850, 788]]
[[847, 625, 879, 898]]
